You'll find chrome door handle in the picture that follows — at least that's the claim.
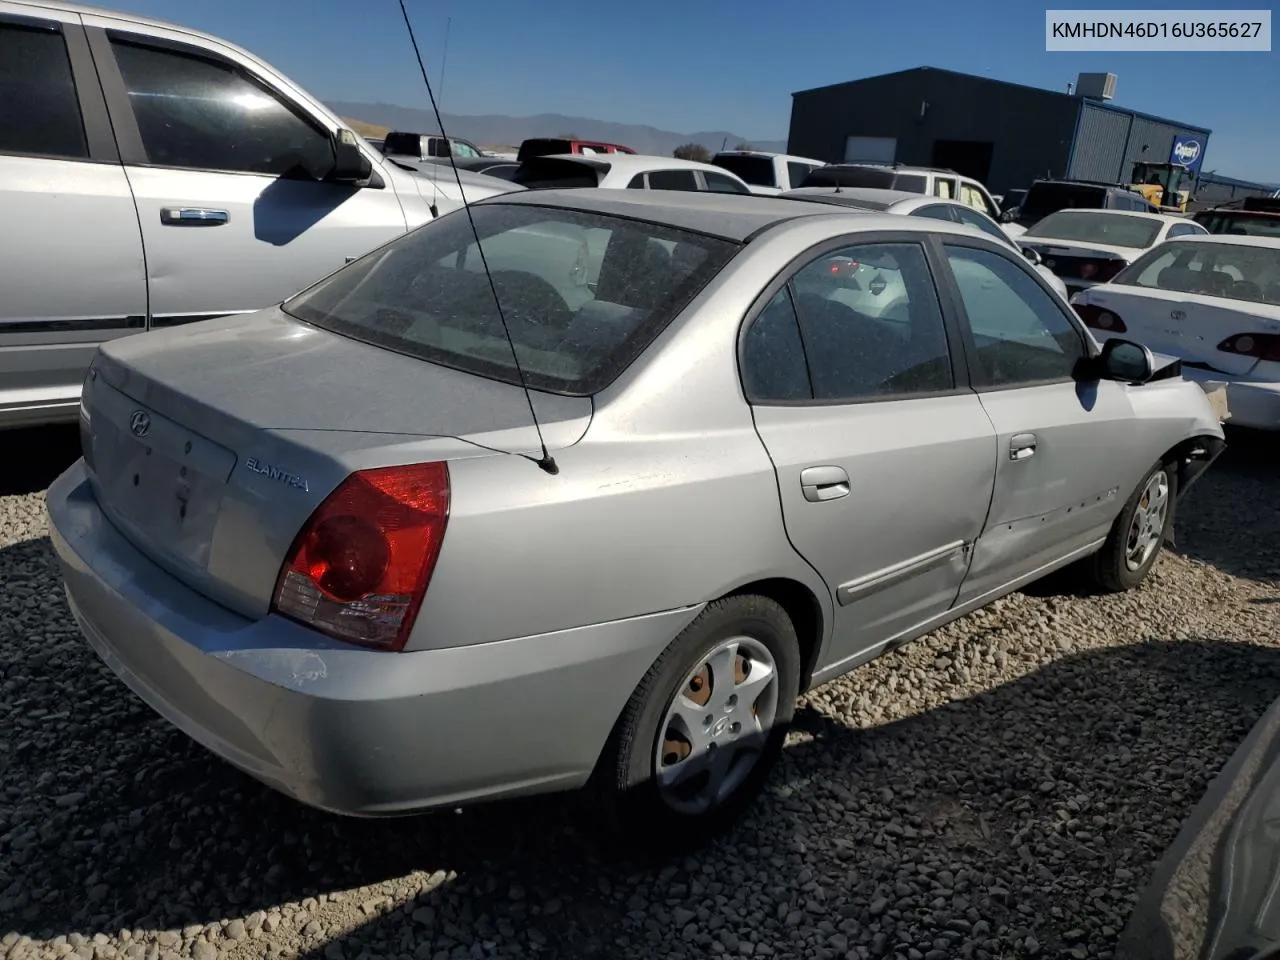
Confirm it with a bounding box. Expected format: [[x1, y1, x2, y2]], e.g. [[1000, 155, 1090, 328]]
[[160, 207, 229, 226], [800, 465, 850, 502], [1010, 433, 1038, 461]]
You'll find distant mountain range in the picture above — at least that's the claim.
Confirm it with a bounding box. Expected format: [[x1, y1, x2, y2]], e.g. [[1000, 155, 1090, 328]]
[[327, 100, 787, 155]]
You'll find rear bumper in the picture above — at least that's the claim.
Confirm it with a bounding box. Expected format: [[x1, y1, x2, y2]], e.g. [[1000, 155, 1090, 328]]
[[47, 459, 698, 816], [1180, 367, 1280, 431]]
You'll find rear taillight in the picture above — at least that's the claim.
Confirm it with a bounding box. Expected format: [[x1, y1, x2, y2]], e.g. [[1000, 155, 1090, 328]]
[[1073, 303, 1128, 333], [1216, 333, 1280, 363], [272, 462, 450, 651]]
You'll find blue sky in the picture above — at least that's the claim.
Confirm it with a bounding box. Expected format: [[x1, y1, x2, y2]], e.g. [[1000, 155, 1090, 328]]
[[103, 0, 1277, 182]]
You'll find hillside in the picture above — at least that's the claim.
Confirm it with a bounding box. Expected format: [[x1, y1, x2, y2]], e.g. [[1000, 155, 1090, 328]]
[[329, 100, 786, 156]]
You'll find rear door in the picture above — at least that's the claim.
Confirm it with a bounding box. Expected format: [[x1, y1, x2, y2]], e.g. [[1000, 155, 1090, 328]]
[[0, 7, 146, 426], [935, 238, 1143, 602], [742, 232, 997, 673], [81, 13, 410, 328]]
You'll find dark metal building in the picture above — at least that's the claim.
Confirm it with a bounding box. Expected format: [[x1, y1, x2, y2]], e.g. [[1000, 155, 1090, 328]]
[[787, 66, 1215, 197]]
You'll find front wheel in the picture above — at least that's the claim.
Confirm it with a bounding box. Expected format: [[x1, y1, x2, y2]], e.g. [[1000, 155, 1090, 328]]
[[1089, 460, 1177, 592], [594, 595, 801, 852]]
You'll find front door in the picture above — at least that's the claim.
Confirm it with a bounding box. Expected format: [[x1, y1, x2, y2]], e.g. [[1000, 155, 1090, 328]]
[[740, 236, 998, 672], [934, 239, 1142, 603], [0, 10, 146, 424], [82, 16, 409, 328]]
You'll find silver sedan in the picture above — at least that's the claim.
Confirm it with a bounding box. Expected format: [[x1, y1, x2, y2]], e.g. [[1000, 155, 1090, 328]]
[[47, 190, 1225, 847]]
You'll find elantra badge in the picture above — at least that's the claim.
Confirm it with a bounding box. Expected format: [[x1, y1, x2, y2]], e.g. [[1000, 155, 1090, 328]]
[[1170, 309, 1187, 321]]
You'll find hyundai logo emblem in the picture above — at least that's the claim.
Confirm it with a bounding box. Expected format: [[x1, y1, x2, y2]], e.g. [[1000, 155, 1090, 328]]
[[129, 410, 151, 438]]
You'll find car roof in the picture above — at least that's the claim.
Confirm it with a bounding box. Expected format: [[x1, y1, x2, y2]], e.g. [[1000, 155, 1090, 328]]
[[475, 189, 989, 243], [16, 0, 223, 41], [782, 187, 926, 209], [529, 153, 745, 177], [714, 150, 827, 165], [1034, 208, 1187, 225], [1165, 233, 1280, 250]]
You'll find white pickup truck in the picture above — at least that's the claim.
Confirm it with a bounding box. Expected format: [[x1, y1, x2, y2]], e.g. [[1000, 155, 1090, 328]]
[[710, 150, 827, 196], [0, 0, 520, 430]]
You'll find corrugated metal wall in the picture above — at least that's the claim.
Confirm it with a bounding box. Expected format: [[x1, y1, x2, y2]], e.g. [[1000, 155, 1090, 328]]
[[1067, 103, 1130, 181], [1067, 101, 1211, 186]]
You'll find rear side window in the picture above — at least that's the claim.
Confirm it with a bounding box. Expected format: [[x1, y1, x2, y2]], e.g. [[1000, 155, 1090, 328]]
[[111, 39, 335, 177], [891, 174, 928, 193], [283, 204, 740, 395], [712, 154, 777, 187], [741, 288, 812, 402], [384, 132, 425, 157], [0, 22, 87, 159], [647, 169, 699, 191]]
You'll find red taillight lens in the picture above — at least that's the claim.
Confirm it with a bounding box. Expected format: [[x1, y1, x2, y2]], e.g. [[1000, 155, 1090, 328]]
[[272, 462, 450, 651], [1073, 303, 1128, 333], [1217, 333, 1280, 362]]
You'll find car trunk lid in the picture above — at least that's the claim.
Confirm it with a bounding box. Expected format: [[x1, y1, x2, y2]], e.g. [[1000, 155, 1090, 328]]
[[81, 308, 590, 619], [1082, 284, 1280, 376]]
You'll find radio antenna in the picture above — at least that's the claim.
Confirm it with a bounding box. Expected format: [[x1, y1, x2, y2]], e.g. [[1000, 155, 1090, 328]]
[[396, 0, 558, 475]]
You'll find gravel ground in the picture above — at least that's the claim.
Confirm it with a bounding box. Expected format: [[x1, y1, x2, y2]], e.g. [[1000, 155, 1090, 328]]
[[2, 426, 1278, 960]]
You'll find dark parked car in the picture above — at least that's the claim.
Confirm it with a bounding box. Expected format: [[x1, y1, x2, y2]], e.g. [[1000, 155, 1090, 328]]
[[1007, 179, 1158, 229]]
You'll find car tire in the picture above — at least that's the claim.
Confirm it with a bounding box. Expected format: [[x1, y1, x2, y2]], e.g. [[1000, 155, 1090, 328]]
[[1089, 460, 1177, 593], [594, 594, 801, 853]]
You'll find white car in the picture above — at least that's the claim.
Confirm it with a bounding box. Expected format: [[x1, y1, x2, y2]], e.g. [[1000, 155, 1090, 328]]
[[1020, 209, 1209, 298], [781, 187, 1071, 300], [1070, 234, 1280, 429], [510, 154, 752, 194]]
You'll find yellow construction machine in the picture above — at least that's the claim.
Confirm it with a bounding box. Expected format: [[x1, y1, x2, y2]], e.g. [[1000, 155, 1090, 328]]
[[1129, 161, 1195, 213]]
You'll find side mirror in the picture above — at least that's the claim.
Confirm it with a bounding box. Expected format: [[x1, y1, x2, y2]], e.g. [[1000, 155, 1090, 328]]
[[1021, 245, 1042, 266], [328, 129, 373, 183], [999, 208, 1019, 224], [1097, 337, 1155, 384]]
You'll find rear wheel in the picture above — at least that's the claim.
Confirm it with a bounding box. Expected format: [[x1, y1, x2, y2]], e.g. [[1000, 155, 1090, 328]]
[[595, 595, 800, 852], [1089, 460, 1176, 592]]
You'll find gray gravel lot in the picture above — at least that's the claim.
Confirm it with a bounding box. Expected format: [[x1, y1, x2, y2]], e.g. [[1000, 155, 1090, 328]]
[[2, 426, 1278, 960]]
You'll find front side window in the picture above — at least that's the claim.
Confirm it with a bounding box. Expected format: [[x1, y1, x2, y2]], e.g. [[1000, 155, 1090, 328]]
[[1024, 211, 1163, 249], [943, 244, 1085, 388], [452, 140, 481, 159], [702, 172, 749, 194], [1114, 241, 1280, 306], [960, 182, 998, 218], [111, 38, 334, 177], [788, 242, 954, 401], [0, 23, 87, 159], [284, 204, 739, 395]]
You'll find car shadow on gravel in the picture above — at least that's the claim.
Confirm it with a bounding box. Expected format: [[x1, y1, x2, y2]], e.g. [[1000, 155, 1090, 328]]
[[5, 530, 1280, 960], [0, 424, 82, 497]]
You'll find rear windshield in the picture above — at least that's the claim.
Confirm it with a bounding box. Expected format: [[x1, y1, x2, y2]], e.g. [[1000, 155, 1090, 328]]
[[1113, 240, 1280, 306], [712, 155, 777, 188], [1022, 182, 1107, 218], [517, 139, 571, 161], [383, 132, 425, 157], [1025, 211, 1163, 248], [282, 203, 740, 395], [1193, 212, 1280, 238], [510, 158, 602, 190]]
